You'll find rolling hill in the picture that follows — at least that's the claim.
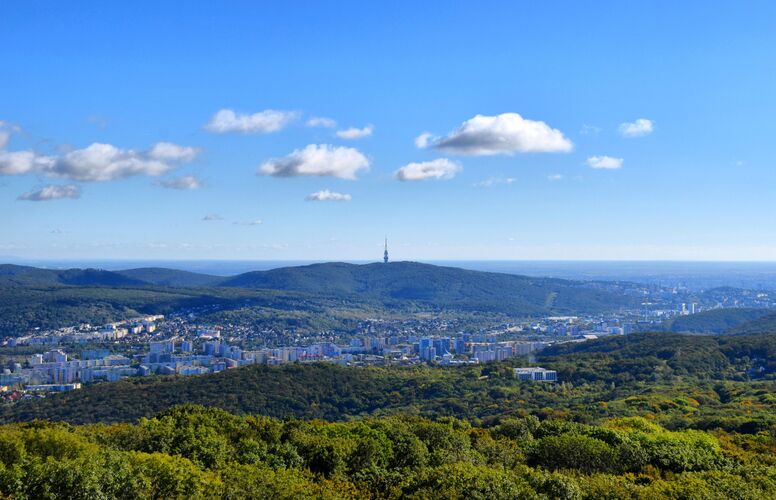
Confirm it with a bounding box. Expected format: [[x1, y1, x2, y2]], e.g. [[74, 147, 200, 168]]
[[116, 267, 222, 287], [0, 264, 146, 287], [218, 261, 634, 314], [661, 308, 773, 334], [0, 262, 636, 329]]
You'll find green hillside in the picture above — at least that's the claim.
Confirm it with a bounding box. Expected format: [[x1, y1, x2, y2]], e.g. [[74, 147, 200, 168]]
[[116, 267, 222, 287], [0, 262, 636, 336], [220, 261, 634, 314], [725, 311, 776, 335], [0, 264, 145, 287], [661, 308, 773, 334]]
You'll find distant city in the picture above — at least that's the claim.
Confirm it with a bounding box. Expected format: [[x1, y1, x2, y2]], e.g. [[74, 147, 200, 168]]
[[2, 271, 771, 400]]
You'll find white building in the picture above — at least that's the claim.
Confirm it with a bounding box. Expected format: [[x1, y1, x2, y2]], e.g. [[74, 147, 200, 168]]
[[514, 367, 558, 382]]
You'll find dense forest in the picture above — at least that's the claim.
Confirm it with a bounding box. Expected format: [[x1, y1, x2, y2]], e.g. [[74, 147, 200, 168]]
[[1, 333, 775, 497], [0, 404, 774, 499]]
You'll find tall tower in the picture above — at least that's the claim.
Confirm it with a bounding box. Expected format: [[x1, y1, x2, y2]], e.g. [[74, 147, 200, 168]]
[[383, 237, 389, 264]]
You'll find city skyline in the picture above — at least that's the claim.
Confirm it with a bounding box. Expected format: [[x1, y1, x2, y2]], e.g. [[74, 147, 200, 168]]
[[3, 1, 776, 261]]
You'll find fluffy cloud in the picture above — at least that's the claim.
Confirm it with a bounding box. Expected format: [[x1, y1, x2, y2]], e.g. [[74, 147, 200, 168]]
[[586, 155, 623, 169], [202, 214, 223, 221], [205, 109, 298, 134], [259, 144, 369, 180], [619, 118, 653, 137], [417, 113, 573, 155], [305, 189, 352, 202], [157, 175, 202, 190], [306, 117, 337, 128], [474, 176, 516, 188], [0, 142, 198, 181], [18, 184, 80, 201], [395, 159, 461, 181], [0, 150, 56, 175], [149, 142, 199, 162], [336, 125, 373, 139]]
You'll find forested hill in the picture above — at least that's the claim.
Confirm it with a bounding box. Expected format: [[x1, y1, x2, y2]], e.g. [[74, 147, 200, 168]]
[[661, 307, 773, 334], [538, 332, 776, 382], [0, 264, 146, 287], [0, 262, 636, 327], [218, 261, 634, 314]]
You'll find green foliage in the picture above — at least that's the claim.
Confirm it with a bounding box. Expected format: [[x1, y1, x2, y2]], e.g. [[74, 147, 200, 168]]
[[662, 308, 772, 334], [0, 406, 774, 499]]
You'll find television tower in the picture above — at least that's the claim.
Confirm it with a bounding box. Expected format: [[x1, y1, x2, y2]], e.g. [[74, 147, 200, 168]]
[[383, 237, 389, 264]]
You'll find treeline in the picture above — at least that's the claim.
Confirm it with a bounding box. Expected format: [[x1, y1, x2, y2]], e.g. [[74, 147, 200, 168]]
[[0, 405, 774, 499]]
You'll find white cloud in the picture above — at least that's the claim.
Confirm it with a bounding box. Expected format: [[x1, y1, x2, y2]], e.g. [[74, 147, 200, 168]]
[[305, 189, 352, 201], [548, 174, 564, 181], [157, 175, 202, 190], [336, 125, 374, 139], [149, 142, 199, 162], [204, 108, 298, 134], [415, 132, 433, 149], [0, 150, 56, 175], [234, 219, 263, 226], [0, 131, 9, 150], [619, 118, 653, 137], [395, 158, 461, 181], [259, 144, 370, 180], [586, 155, 623, 169], [18, 184, 80, 201], [417, 113, 573, 155], [0, 142, 198, 181], [474, 176, 516, 188], [202, 214, 223, 221], [52, 143, 197, 181], [306, 117, 337, 128]]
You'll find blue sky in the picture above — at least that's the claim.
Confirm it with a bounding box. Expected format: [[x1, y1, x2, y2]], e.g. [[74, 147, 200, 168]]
[[2, 1, 776, 261]]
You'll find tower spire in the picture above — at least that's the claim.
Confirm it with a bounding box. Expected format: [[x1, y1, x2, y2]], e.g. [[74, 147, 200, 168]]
[[383, 236, 389, 264]]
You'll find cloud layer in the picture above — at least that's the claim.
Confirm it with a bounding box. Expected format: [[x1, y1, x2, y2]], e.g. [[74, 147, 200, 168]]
[[619, 118, 653, 137], [205, 109, 298, 134], [586, 155, 623, 169], [395, 158, 461, 181], [0, 142, 199, 181], [417, 113, 573, 155], [18, 184, 81, 201], [305, 189, 352, 201], [259, 144, 369, 179], [336, 125, 373, 139]]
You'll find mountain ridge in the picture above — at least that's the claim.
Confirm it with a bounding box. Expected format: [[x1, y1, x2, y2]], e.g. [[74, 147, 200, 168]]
[[0, 261, 635, 315]]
